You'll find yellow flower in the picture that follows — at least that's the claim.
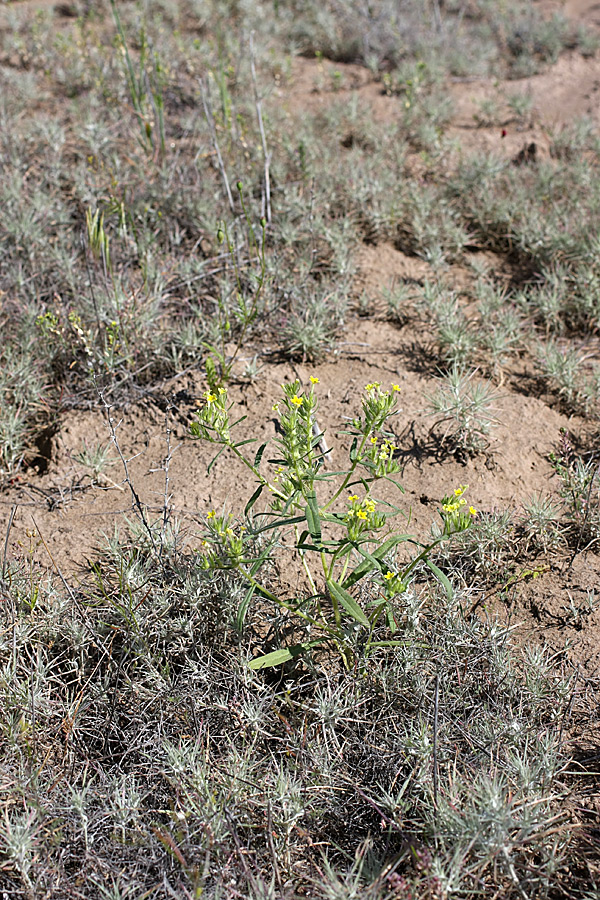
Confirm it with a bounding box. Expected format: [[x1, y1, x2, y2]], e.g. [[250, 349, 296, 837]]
[[357, 510, 368, 520], [392, 384, 401, 392], [365, 381, 381, 391], [290, 395, 303, 406], [370, 436, 378, 444], [469, 506, 478, 516], [348, 495, 359, 502], [384, 571, 394, 581], [205, 392, 217, 403], [207, 510, 216, 519], [310, 376, 320, 384], [272, 403, 279, 411], [454, 484, 468, 497]]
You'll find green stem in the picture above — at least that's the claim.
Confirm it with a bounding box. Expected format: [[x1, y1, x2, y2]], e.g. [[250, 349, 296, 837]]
[[320, 550, 340, 633], [227, 440, 273, 489], [399, 534, 449, 582], [323, 430, 370, 511], [338, 551, 351, 585], [294, 523, 318, 596], [236, 566, 339, 638]]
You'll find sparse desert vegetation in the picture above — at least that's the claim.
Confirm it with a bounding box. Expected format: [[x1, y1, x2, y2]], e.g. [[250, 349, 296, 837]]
[[1, 0, 600, 897]]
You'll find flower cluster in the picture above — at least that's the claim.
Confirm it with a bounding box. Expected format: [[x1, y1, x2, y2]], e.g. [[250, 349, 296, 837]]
[[190, 387, 231, 443], [382, 568, 407, 599], [200, 510, 246, 569], [269, 380, 322, 510], [345, 494, 386, 541], [363, 435, 401, 478], [269, 468, 299, 512], [354, 381, 401, 434], [440, 484, 477, 535]]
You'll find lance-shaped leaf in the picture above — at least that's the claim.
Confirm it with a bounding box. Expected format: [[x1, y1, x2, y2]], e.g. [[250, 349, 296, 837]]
[[327, 578, 369, 627], [236, 584, 255, 633], [249, 640, 325, 670], [304, 490, 322, 544], [244, 483, 264, 516], [424, 559, 453, 600]]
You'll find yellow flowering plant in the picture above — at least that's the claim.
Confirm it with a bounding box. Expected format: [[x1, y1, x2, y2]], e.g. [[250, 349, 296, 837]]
[[440, 484, 478, 536], [190, 378, 475, 670]]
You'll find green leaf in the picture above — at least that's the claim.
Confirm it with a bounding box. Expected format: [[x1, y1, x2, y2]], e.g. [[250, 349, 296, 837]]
[[354, 543, 383, 571], [387, 607, 398, 634], [253, 515, 305, 535], [304, 491, 322, 544], [367, 639, 413, 650], [327, 579, 369, 627], [204, 354, 219, 390], [245, 484, 264, 517], [207, 445, 227, 474], [248, 542, 273, 577], [342, 534, 418, 590], [318, 511, 345, 525], [368, 600, 389, 630], [254, 442, 268, 468], [425, 559, 453, 600], [236, 584, 255, 632], [249, 643, 310, 670]]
